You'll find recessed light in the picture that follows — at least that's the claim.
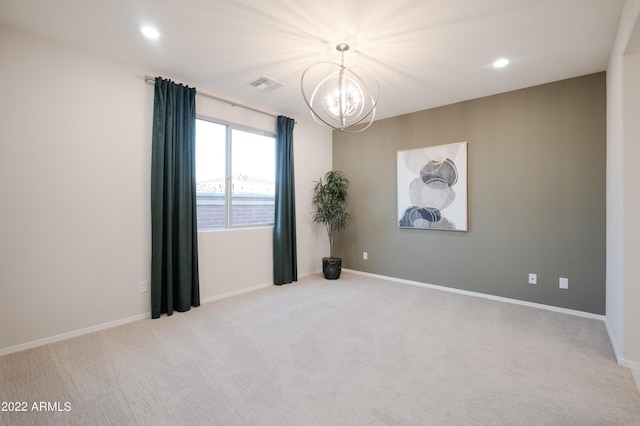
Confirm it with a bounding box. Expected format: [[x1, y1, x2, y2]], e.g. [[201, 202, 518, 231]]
[[141, 26, 160, 40], [493, 58, 509, 68]]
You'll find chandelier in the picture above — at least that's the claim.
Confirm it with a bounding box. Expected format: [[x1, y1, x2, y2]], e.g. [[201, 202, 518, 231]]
[[301, 43, 379, 132]]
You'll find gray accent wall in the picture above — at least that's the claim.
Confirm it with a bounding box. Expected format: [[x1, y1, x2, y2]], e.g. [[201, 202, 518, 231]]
[[333, 72, 606, 314]]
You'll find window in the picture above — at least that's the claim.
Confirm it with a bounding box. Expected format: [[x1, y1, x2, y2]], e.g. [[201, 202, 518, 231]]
[[195, 119, 275, 230]]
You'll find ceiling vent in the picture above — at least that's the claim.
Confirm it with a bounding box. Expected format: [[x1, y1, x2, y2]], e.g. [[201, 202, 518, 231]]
[[249, 76, 284, 91]]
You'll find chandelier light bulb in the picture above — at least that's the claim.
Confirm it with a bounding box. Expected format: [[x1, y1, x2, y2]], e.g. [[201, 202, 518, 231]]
[[321, 74, 364, 122]]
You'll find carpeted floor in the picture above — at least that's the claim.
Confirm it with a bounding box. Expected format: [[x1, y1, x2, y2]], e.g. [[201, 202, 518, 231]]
[[1, 273, 639, 425]]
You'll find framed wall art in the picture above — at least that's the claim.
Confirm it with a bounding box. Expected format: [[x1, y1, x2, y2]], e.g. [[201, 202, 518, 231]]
[[397, 142, 468, 231]]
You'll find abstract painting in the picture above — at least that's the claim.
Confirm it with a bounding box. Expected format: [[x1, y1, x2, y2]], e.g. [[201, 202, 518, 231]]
[[397, 142, 467, 231]]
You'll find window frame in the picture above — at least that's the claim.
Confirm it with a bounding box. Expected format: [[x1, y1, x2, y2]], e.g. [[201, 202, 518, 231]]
[[195, 115, 276, 231]]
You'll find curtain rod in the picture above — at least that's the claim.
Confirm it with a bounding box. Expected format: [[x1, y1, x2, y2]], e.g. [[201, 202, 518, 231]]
[[145, 75, 292, 122]]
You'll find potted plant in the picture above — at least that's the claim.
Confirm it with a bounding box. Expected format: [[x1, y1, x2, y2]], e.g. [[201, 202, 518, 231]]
[[312, 170, 351, 279]]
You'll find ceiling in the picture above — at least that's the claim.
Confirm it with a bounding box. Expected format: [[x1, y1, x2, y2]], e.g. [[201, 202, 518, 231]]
[[0, 0, 625, 124]]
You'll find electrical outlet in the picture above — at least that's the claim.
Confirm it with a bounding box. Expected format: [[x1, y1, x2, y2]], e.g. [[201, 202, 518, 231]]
[[140, 280, 149, 293], [559, 277, 568, 289], [528, 273, 537, 284], [363, 251, 368, 260]]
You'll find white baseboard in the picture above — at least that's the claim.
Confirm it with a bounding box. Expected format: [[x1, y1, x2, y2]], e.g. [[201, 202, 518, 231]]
[[343, 269, 606, 320], [603, 317, 623, 364], [602, 318, 640, 392], [343, 268, 640, 381], [200, 282, 273, 304], [0, 312, 149, 357], [302, 269, 323, 278], [630, 367, 640, 394], [0, 270, 618, 361], [200, 271, 323, 305], [1, 279, 289, 357], [0, 272, 329, 357], [619, 357, 640, 370]]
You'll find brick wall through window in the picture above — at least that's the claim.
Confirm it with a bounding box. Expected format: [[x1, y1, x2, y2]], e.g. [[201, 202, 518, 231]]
[[196, 193, 274, 230]]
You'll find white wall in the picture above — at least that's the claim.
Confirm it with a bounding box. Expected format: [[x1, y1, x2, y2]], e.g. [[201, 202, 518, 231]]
[[606, 0, 640, 368], [0, 25, 332, 354], [623, 50, 640, 365], [293, 122, 333, 274], [195, 85, 332, 301]]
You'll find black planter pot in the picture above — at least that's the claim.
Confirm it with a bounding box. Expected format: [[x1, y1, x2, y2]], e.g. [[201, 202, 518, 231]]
[[322, 257, 342, 280]]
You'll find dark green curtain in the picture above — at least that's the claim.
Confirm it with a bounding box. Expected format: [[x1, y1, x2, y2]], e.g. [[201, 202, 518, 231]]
[[151, 77, 200, 318], [273, 115, 297, 285]]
